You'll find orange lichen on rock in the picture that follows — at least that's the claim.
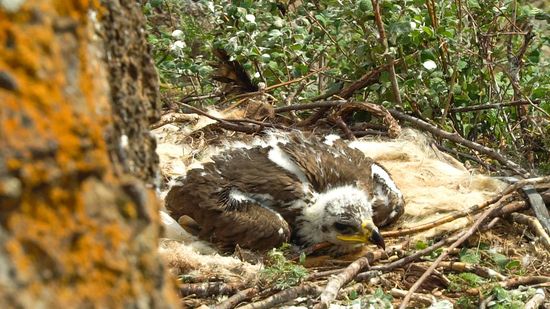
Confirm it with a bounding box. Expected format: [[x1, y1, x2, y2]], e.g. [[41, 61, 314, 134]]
[[0, 1, 177, 308]]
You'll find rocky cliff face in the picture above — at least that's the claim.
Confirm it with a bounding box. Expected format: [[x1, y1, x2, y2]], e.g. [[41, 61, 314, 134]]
[[0, 1, 177, 307]]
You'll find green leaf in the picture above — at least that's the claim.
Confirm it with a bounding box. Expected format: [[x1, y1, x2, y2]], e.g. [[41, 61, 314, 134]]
[[299, 252, 306, 265], [358, 0, 373, 12], [491, 252, 509, 269], [458, 272, 483, 286], [422, 26, 434, 37], [505, 260, 520, 270], [459, 249, 481, 264]]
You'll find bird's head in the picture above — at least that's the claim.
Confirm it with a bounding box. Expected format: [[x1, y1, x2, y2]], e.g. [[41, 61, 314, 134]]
[[297, 186, 385, 251]]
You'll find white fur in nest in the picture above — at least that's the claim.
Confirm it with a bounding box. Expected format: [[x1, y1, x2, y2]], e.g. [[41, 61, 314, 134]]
[[158, 239, 261, 284], [348, 129, 507, 239]]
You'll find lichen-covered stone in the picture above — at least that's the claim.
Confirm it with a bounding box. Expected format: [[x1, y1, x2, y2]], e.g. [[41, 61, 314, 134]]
[[0, 1, 177, 307]]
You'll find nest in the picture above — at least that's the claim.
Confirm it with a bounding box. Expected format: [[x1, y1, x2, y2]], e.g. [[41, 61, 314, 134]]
[[151, 108, 550, 308]]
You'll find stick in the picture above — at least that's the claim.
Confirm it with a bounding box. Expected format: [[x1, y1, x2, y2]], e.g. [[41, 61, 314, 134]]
[[274, 100, 346, 113], [371, 0, 403, 107], [179, 282, 243, 298], [238, 283, 322, 309], [397, 199, 507, 309], [510, 213, 550, 250], [212, 287, 259, 309], [388, 109, 531, 177], [383, 176, 550, 238], [336, 102, 401, 138], [416, 261, 506, 281], [313, 257, 370, 309], [150, 112, 199, 129], [329, 115, 355, 140], [524, 288, 545, 309], [522, 185, 550, 235], [390, 288, 432, 306], [465, 276, 550, 295], [179, 103, 288, 134], [450, 99, 540, 113], [356, 235, 460, 282]]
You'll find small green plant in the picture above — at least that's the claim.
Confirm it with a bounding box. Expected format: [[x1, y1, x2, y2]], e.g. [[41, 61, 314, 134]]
[[448, 272, 484, 292], [362, 288, 393, 308], [486, 286, 536, 308], [260, 247, 308, 289], [456, 295, 478, 309], [487, 251, 522, 275], [459, 248, 481, 264]]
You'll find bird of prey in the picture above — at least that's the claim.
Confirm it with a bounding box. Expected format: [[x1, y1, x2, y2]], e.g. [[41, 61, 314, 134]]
[[165, 132, 405, 254]]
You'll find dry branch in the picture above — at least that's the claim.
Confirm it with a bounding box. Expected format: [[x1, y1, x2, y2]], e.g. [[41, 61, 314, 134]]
[[371, 0, 402, 107], [274, 100, 346, 113], [522, 185, 550, 236], [388, 109, 531, 177], [510, 213, 550, 250], [390, 288, 432, 306], [151, 112, 199, 129], [381, 193, 515, 238], [465, 276, 550, 295], [238, 283, 322, 309], [382, 177, 549, 238], [356, 235, 461, 282], [416, 261, 506, 281], [179, 103, 289, 134], [450, 99, 540, 113], [336, 102, 401, 138], [212, 287, 259, 309], [524, 289, 545, 309], [179, 282, 244, 298], [314, 257, 370, 309]]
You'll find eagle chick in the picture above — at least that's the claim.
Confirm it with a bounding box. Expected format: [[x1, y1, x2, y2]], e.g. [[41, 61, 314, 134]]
[[165, 132, 404, 254]]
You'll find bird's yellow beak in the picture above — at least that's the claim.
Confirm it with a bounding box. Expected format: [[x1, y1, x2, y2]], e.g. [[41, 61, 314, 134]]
[[336, 219, 385, 250]]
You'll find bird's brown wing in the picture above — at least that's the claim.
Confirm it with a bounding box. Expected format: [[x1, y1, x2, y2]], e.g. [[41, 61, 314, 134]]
[[211, 146, 310, 220], [280, 133, 376, 192], [165, 163, 291, 252]]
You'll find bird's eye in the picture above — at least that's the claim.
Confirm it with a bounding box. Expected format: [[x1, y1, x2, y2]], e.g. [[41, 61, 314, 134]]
[[333, 222, 357, 234]]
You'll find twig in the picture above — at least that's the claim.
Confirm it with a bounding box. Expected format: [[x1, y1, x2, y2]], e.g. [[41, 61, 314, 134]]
[[179, 103, 288, 134], [371, 0, 403, 107], [450, 99, 540, 113], [313, 257, 370, 309], [238, 283, 322, 309], [181, 93, 220, 103], [265, 68, 328, 92], [336, 102, 401, 138], [383, 177, 549, 238], [388, 108, 531, 177], [179, 282, 243, 298], [381, 193, 515, 238], [212, 287, 259, 309], [357, 234, 460, 281], [329, 115, 355, 140], [150, 112, 199, 129], [435, 143, 497, 171], [524, 288, 545, 309], [510, 213, 550, 250], [522, 185, 550, 236], [274, 100, 346, 113], [416, 261, 506, 281], [397, 197, 509, 309], [465, 276, 550, 295], [298, 61, 398, 127], [390, 288, 432, 306]]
